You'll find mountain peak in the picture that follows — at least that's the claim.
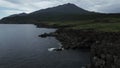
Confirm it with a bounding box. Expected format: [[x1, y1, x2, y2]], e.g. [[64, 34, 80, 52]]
[[30, 3, 91, 15], [56, 3, 79, 8], [63, 3, 77, 6], [0, 3, 94, 23]]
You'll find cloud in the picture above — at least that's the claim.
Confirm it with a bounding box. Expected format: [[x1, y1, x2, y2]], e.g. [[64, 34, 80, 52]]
[[0, 0, 120, 18], [94, 0, 120, 13]]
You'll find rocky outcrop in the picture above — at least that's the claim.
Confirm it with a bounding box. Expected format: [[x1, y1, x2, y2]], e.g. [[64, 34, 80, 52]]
[[91, 42, 120, 68], [38, 33, 57, 38], [39, 28, 120, 68]]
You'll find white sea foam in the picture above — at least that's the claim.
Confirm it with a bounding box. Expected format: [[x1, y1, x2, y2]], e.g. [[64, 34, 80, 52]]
[[48, 48, 56, 51]]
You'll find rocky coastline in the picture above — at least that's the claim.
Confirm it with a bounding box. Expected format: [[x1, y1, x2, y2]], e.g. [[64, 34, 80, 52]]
[[39, 28, 120, 68]]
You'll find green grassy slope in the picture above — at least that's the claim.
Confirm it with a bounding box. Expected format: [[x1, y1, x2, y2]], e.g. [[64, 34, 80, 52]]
[[43, 17, 120, 32]]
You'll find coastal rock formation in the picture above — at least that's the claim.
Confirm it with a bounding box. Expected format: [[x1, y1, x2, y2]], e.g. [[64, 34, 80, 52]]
[[39, 28, 120, 68], [55, 29, 120, 68]]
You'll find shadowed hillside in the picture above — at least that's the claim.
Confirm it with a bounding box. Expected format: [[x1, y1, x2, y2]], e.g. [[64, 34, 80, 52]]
[[0, 3, 120, 32], [0, 3, 96, 24]]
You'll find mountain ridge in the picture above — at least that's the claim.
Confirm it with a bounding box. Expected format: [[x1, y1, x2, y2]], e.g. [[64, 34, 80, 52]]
[[29, 3, 92, 15], [0, 3, 119, 24]]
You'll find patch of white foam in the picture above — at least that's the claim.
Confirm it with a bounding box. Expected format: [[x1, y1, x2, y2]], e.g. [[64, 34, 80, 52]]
[[48, 48, 56, 51], [48, 48, 64, 52], [48, 43, 64, 52]]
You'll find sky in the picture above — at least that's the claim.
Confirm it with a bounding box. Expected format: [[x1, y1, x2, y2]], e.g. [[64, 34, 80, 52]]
[[0, 0, 120, 19]]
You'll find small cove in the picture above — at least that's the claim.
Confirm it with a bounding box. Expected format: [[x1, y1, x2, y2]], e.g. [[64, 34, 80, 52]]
[[0, 24, 90, 68]]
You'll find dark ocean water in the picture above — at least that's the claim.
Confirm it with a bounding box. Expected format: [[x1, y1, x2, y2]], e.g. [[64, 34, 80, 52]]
[[0, 24, 90, 68]]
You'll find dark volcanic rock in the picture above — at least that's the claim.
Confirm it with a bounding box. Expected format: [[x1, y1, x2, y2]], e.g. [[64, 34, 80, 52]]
[[39, 28, 120, 68], [39, 33, 50, 38], [39, 32, 57, 38], [52, 29, 120, 68]]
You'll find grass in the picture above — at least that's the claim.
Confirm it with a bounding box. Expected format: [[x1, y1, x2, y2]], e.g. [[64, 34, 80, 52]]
[[43, 18, 120, 32], [72, 23, 120, 32]]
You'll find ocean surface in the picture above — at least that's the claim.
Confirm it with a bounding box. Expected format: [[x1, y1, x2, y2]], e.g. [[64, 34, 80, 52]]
[[0, 24, 90, 68]]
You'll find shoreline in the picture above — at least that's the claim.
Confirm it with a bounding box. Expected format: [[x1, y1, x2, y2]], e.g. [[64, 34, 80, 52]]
[[39, 25, 120, 68], [0, 23, 120, 67]]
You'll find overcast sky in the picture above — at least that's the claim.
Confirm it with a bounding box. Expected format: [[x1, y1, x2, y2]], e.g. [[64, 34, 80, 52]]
[[0, 0, 120, 19]]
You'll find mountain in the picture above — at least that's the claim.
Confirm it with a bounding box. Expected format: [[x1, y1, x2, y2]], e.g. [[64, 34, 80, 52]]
[[30, 3, 92, 15], [0, 3, 98, 24], [7, 13, 27, 18]]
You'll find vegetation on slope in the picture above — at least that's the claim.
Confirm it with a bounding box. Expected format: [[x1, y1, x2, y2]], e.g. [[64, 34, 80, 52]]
[[40, 17, 120, 32]]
